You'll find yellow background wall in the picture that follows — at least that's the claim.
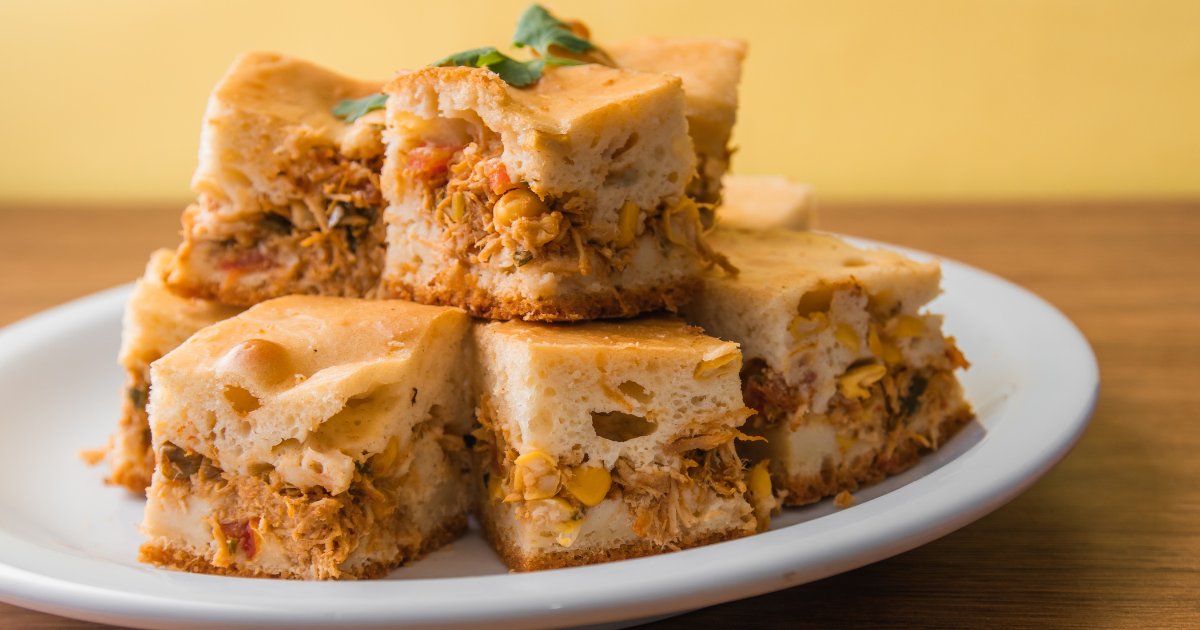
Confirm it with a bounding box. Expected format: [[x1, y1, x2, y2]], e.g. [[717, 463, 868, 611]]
[[0, 0, 1196, 204]]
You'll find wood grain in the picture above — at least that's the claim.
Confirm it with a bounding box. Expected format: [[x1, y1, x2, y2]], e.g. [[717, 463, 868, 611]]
[[0, 201, 1196, 629]]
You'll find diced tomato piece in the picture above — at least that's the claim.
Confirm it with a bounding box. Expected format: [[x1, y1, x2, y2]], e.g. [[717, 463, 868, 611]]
[[241, 525, 258, 560], [406, 144, 462, 178], [487, 162, 519, 195], [219, 522, 241, 540], [220, 521, 258, 560]]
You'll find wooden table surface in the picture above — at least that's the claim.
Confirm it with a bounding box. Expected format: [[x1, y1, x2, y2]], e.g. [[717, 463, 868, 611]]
[[0, 201, 1196, 629]]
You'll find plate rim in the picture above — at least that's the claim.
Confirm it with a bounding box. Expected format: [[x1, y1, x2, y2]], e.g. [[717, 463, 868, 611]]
[[0, 236, 1099, 630]]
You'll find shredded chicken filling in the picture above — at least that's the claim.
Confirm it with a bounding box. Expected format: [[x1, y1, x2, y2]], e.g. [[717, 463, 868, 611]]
[[406, 139, 734, 276], [108, 373, 154, 492], [152, 428, 464, 580], [200, 146, 386, 296], [742, 348, 967, 477], [471, 401, 757, 549], [744, 309, 969, 431]]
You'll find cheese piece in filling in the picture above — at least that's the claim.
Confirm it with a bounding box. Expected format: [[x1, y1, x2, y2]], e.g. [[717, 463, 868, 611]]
[[381, 64, 733, 322], [471, 318, 774, 572], [139, 297, 472, 579], [681, 228, 973, 506], [167, 52, 389, 306]]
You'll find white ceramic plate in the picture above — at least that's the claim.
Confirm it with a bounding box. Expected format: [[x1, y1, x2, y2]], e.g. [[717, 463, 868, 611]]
[[0, 237, 1097, 630]]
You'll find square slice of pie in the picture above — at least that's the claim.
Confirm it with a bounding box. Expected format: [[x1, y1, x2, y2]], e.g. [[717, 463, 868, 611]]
[[717, 175, 817, 231], [139, 296, 473, 579], [166, 52, 389, 306], [381, 64, 731, 322], [681, 228, 973, 506], [606, 36, 747, 208], [102, 249, 243, 493], [471, 317, 774, 572]]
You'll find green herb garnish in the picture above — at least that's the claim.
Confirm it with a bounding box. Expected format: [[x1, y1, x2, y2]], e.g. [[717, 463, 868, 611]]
[[431, 46, 580, 87], [514, 250, 534, 267], [512, 4, 595, 57], [331, 93, 387, 123]]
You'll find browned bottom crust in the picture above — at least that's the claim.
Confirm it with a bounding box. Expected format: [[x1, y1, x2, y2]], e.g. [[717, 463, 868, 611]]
[[106, 372, 154, 494], [476, 500, 747, 572], [778, 408, 975, 506], [138, 511, 468, 580], [385, 274, 700, 322]]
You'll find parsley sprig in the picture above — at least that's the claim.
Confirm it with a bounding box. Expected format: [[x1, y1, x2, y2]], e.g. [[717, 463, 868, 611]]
[[430, 46, 580, 88], [331, 93, 387, 123], [511, 4, 595, 58], [431, 45, 582, 88], [432, 4, 597, 87]]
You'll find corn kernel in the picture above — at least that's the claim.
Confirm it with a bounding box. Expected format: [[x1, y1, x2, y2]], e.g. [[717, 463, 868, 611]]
[[748, 461, 772, 498], [487, 471, 504, 503], [449, 192, 466, 222], [565, 465, 612, 507], [555, 525, 583, 545], [695, 352, 739, 379], [662, 198, 700, 246], [553, 517, 584, 546], [615, 201, 638, 247], [529, 497, 578, 540], [882, 343, 903, 366], [895, 316, 925, 338], [867, 325, 882, 357], [369, 437, 400, 478], [835, 433, 859, 454], [539, 497, 577, 520], [493, 188, 548, 227], [835, 324, 860, 353], [838, 364, 887, 400], [514, 450, 556, 470], [789, 312, 828, 341], [868, 324, 904, 365], [514, 450, 560, 500]]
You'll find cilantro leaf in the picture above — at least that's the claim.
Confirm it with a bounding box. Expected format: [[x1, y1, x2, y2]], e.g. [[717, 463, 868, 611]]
[[431, 46, 502, 68], [331, 93, 387, 123], [512, 4, 594, 57], [431, 45, 581, 87]]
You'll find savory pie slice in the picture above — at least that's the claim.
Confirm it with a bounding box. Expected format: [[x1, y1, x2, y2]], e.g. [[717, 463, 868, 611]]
[[166, 52, 389, 306], [718, 175, 817, 231], [101, 249, 244, 494], [139, 297, 473, 579], [471, 317, 774, 572], [606, 36, 747, 208], [681, 229, 973, 506], [381, 64, 731, 322]]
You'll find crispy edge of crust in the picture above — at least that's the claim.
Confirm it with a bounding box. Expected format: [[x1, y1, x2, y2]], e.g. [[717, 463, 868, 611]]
[[106, 372, 154, 494], [384, 275, 701, 322], [476, 498, 748, 572], [166, 269, 384, 308], [137, 511, 468, 580], [777, 407, 976, 507]]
